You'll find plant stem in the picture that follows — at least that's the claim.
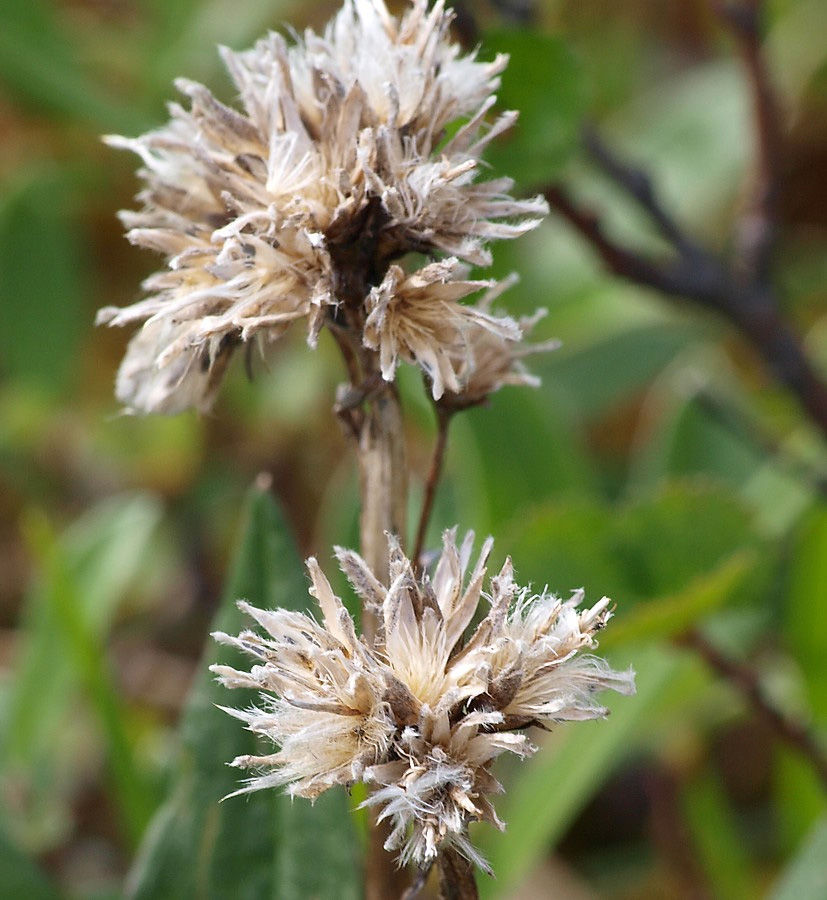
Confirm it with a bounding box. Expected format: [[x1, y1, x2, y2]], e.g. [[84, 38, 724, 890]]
[[331, 311, 412, 897], [412, 407, 452, 570], [437, 848, 478, 900], [356, 378, 409, 642], [351, 365, 411, 900]]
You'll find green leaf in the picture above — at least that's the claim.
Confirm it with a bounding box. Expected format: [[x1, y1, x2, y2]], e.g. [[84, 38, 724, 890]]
[[632, 390, 765, 490], [0, 0, 143, 130], [3, 494, 163, 846], [538, 320, 705, 419], [769, 817, 827, 900], [479, 645, 679, 899], [0, 172, 88, 394], [482, 30, 586, 186], [681, 769, 757, 900], [6, 495, 163, 767], [502, 480, 763, 612], [0, 826, 59, 900], [786, 506, 827, 721], [616, 482, 759, 600], [141, 0, 300, 102], [610, 61, 749, 230], [455, 383, 597, 534], [774, 508, 827, 852], [127, 481, 361, 900], [600, 551, 755, 648]]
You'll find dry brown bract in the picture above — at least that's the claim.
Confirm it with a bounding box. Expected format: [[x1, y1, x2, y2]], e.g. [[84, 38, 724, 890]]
[[211, 530, 635, 872], [98, 0, 548, 413]]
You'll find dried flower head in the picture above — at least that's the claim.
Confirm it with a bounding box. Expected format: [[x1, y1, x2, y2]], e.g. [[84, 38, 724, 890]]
[[98, 0, 548, 413], [212, 529, 634, 872], [437, 279, 561, 411]]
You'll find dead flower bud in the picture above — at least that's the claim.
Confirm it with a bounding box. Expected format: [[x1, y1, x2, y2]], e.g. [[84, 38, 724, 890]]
[[211, 529, 634, 873]]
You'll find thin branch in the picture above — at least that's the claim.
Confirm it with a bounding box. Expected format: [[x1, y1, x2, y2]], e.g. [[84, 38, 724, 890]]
[[715, 0, 782, 281], [541, 0, 827, 441], [400, 863, 435, 900], [582, 125, 696, 252], [545, 168, 827, 440], [412, 407, 452, 570], [676, 629, 827, 792], [543, 182, 724, 301]]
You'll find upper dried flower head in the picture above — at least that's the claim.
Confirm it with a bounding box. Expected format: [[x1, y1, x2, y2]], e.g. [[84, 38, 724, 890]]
[[98, 0, 549, 413], [212, 529, 634, 872]]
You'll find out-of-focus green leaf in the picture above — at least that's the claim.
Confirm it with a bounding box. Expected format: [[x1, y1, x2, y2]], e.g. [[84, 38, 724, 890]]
[[775, 506, 827, 852], [482, 30, 586, 186], [455, 383, 597, 534], [609, 61, 749, 230], [127, 481, 361, 900], [0, 0, 143, 130], [768, 0, 827, 106], [539, 320, 705, 419], [601, 551, 755, 648], [769, 817, 827, 900], [773, 750, 824, 858], [142, 0, 299, 101], [0, 173, 87, 394], [17, 510, 157, 845], [0, 826, 58, 900], [617, 482, 758, 599], [682, 769, 756, 900], [479, 645, 679, 900], [3, 494, 162, 848], [504, 498, 628, 600], [5, 494, 163, 770], [632, 388, 765, 490], [786, 505, 827, 720], [503, 480, 763, 611]]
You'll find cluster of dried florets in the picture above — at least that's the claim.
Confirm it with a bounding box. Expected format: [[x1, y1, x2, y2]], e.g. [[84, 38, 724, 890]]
[[98, 0, 549, 414], [211, 530, 635, 872]]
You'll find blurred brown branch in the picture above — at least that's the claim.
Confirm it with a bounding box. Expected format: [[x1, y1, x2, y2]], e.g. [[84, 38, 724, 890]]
[[676, 629, 827, 792], [544, 0, 827, 441], [456, 0, 827, 804]]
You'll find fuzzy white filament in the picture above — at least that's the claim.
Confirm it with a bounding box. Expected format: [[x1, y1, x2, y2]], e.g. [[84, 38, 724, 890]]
[[211, 530, 635, 871], [98, 0, 550, 413]]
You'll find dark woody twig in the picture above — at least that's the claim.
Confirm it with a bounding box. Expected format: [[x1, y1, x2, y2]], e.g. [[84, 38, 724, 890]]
[[545, 145, 827, 439], [715, 0, 781, 281], [543, 0, 827, 440], [676, 629, 827, 792]]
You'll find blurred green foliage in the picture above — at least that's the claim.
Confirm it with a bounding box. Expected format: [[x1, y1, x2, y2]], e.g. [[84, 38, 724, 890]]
[[1, 0, 826, 897]]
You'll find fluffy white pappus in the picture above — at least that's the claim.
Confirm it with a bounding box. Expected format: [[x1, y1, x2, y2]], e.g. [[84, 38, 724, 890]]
[[212, 529, 635, 870], [99, 0, 549, 414]]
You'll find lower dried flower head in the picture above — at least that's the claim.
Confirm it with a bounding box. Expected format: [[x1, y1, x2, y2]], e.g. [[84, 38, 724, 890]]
[[212, 529, 635, 872]]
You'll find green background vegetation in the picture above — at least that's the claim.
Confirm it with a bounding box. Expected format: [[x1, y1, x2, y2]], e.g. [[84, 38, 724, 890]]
[[1, 0, 827, 897]]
